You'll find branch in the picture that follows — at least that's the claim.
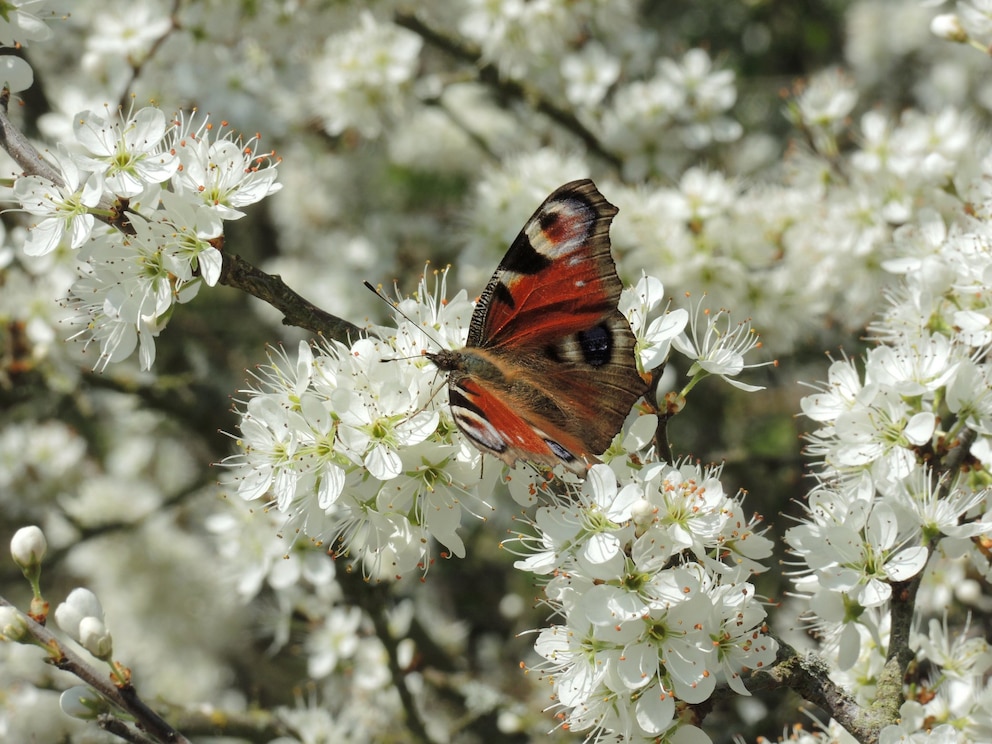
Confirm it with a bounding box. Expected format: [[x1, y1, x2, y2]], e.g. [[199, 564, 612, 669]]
[[218, 251, 364, 342], [116, 0, 182, 112], [335, 570, 435, 744], [861, 428, 978, 732], [393, 10, 623, 172], [98, 715, 159, 744], [0, 595, 193, 744], [939, 425, 977, 481], [165, 707, 289, 743], [868, 575, 920, 731], [0, 87, 62, 183], [0, 89, 364, 345], [746, 634, 879, 743]]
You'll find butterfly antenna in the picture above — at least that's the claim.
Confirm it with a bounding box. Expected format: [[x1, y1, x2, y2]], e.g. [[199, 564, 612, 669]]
[[363, 280, 446, 356], [363, 282, 452, 423]]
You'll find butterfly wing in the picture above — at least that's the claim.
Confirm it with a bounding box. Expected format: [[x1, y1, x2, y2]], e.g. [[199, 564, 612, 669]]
[[446, 375, 595, 472], [467, 179, 623, 349], [442, 179, 646, 473]]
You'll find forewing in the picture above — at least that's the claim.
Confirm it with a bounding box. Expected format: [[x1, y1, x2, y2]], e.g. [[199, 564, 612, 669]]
[[467, 179, 621, 349], [445, 179, 647, 474]]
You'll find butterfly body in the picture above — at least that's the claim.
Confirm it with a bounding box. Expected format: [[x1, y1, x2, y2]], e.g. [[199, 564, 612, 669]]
[[427, 179, 646, 475]]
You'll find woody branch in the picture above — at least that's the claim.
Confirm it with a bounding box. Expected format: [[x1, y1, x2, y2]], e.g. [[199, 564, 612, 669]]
[[0, 88, 361, 344]]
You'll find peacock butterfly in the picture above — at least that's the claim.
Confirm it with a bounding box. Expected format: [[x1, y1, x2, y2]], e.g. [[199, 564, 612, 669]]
[[426, 179, 647, 475]]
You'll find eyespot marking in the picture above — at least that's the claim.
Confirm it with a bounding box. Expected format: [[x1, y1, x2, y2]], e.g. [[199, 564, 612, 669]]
[[451, 405, 508, 453]]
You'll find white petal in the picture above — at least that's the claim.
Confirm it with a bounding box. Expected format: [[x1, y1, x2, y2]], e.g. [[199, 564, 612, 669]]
[[617, 643, 656, 690], [884, 546, 929, 581], [366, 443, 402, 480], [836, 621, 862, 670], [868, 504, 898, 550], [397, 409, 439, 446], [316, 463, 345, 509], [198, 247, 223, 286], [22, 217, 64, 256], [722, 377, 766, 392], [904, 412, 935, 445], [859, 577, 892, 607], [0, 55, 33, 93], [634, 683, 676, 734], [585, 463, 617, 509], [581, 531, 621, 565]]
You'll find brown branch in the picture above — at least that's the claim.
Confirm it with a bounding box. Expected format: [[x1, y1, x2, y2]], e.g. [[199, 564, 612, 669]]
[[0, 595, 193, 744], [0, 87, 364, 345], [869, 575, 920, 730], [335, 570, 435, 744], [747, 634, 878, 743], [0, 87, 62, 183], [938, 426, 977, 482], [98, 715, 159, 744], [218, 251, 364, 342], [393, 10, 623, 172], [164, 707, 288, 743]]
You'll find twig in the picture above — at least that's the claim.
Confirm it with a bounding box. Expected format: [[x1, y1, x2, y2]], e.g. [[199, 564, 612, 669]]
[[218, 252, 364, 342], [393, 10, 623, 172], [116, 0, 182, 113], [335, 571, 435, 744], [0, 595, 193, 744], [0, 87, 62, 183], [747, 634, 878, 743], [98, 715, 159, 744], [165, 707, 289, 742], [0, 87, 364, 344]]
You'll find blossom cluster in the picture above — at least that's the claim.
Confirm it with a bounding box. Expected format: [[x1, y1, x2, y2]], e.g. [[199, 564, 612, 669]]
[[11, 105, 281, 370], [7, 1, 992, 743], [225, 273, 731, 580], [510, 462, 775, 742], [786, 155, 992, 739], [221, 269, 779, 741]]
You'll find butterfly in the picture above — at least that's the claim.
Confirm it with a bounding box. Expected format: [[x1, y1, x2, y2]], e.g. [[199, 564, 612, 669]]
[[426, 179, 647, 475]]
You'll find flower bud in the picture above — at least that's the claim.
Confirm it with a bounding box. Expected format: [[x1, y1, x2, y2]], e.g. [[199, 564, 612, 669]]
[[10, 525, 47, 571], [631, 498, 657, 534], [930, 14, 968, 43], [78, 615, 114, 660], [59, 687, 103, 720], [55, 588, 112, 658], [0, 605, 29, 642]]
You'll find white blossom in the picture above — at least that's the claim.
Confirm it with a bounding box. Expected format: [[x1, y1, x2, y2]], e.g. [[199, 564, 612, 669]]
[[310, 13, 422, 138], [54, 588, 113, 660], [10, 525, 46, 569], [13, 156, 103, 256], [74, 106, 179, 197]]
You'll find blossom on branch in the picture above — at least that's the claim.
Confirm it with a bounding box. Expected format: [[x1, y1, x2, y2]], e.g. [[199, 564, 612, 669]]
[[9, 106, 281, 371], [511, 462, 775, 741]]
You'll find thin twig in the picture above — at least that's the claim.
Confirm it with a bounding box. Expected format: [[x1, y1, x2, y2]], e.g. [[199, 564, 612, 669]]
[[0, 88, 364, 343], [218, 251, 364, 342], [0, 87, 62, 183], [393, 10, 623, 172], [335, 571, 435, 744], [116, 0, 182, 112], [98, 715, 159, 744], [0, 595, 193, 744]]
